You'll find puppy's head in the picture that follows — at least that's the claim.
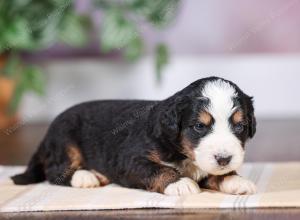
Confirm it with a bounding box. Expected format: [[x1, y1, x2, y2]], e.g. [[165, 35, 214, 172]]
[[157, 77, 256, 176]]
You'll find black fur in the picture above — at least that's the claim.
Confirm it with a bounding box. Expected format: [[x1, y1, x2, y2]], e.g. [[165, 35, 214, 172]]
[[12, 77, 256, 193]]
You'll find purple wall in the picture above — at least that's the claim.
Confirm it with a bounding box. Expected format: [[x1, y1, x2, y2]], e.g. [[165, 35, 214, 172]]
[[144, 0, 300, 54]]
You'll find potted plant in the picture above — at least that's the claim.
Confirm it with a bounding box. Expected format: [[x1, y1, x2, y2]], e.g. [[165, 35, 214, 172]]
[[0, 54, 18, 129], [0, 0, 89, 130], [0, 0, 180, 130]]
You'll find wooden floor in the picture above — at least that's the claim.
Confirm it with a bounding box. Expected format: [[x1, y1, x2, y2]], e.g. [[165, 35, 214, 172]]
[[2, 209, 300, 220], [0, 119, 300, 219]]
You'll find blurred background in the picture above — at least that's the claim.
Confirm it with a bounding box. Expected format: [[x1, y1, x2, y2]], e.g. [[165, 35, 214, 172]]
[[0, 0, 300, 165]]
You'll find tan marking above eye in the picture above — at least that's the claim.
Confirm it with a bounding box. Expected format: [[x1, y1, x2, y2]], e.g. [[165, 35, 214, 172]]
[[198, 111, 212, 126], [232, 110, 244, 124]]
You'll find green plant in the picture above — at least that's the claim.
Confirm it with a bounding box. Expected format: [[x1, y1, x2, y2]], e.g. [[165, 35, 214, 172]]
[[95, 0, 180, 64], [0, 0, 180, 114], [2, 53, 46, 114], [0, 0, 88, 114]]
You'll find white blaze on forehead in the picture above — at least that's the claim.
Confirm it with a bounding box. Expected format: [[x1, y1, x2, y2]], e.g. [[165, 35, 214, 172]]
[[201, 79, 238, 140], [202, 79, 237, 118]]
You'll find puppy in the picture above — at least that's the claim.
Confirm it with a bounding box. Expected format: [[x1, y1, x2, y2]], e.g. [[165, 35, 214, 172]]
[[12, 77, 257, 196]]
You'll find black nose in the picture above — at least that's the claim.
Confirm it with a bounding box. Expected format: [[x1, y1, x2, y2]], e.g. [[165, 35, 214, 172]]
[[214, 155, 232, 166]]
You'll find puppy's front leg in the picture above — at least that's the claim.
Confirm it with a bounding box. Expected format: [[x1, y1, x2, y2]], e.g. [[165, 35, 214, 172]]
[[150, 166, 201, 196], [128, 160, 200, 196], [219, 174, 257, 195], [199, 172, 256, 195], [164, 177, 201, 196]]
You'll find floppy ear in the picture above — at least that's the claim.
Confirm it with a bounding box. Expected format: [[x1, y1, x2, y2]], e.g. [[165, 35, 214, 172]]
[[152, 96, 190, 141], [246, 97, 256, 138]]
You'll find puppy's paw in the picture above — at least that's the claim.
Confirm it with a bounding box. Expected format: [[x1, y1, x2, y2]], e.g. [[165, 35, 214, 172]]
[[164, 177, 201, 196], [71, 170, 100, 188], [219, 175, 257, 195]]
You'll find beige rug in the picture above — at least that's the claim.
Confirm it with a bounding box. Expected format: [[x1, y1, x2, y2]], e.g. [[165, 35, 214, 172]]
[[0, 162, 300, 212]]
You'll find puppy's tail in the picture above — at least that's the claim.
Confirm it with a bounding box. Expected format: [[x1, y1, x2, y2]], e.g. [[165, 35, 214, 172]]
[[11, 149, 46, 185]]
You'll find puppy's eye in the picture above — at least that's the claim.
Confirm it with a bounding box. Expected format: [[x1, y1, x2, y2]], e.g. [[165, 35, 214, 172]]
[[194, 123, 206, 132], [233, 123, 244, 134]]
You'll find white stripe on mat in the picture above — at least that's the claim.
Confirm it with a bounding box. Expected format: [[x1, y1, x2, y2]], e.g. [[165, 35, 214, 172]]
[[243, 163, 273, 207], [233, 164, 262, 208]]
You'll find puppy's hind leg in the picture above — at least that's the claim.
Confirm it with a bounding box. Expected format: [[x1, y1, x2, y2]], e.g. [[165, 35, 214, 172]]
[[46, 166, 107, 188], [67, 144, 110, 188], [45, 144, 87, 186]]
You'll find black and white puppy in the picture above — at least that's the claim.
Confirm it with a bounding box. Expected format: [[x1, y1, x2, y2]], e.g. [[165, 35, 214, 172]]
[[12, 77, 257, 195]]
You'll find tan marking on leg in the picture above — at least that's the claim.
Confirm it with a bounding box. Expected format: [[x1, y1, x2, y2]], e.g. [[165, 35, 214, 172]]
[[179, 159, 207, 182], [203, 175, 222, 191], [67, 144, 83, 170], [148, 168, 179, 193], [200, 171, 237, 191], [232, 110, 244, 124], [198, 111, 212, 126], [91, 170, 110, 186]]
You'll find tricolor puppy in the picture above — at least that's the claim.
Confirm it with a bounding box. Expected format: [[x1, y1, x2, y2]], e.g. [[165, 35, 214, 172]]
[[12, 77, 257, 195]]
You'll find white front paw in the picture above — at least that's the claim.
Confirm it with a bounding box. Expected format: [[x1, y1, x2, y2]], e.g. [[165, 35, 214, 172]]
[[219, 175, 257, 195], [71, 170, 100, 188], [164, 177, 201, 196]]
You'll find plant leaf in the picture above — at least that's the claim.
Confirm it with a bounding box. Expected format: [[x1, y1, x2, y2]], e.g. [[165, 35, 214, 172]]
[[59, 13, 89, 47], [8, 79, 25, 115], [128, 0, 180, 27], [155, 43, 169, 82], [23, 65, 46, 95], [4, 19, 32, 49], [8, 65, 45, 115], [100, 9, 138, 52], [2, 52, 20, 78], [124, 36, 143, 61], [30, 10, 62, 50], [10, 0, 31, 8], [93, 0, 112, 9]]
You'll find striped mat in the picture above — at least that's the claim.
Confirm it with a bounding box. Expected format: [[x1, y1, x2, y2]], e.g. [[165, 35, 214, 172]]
[[0, 162, 300, 212]]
